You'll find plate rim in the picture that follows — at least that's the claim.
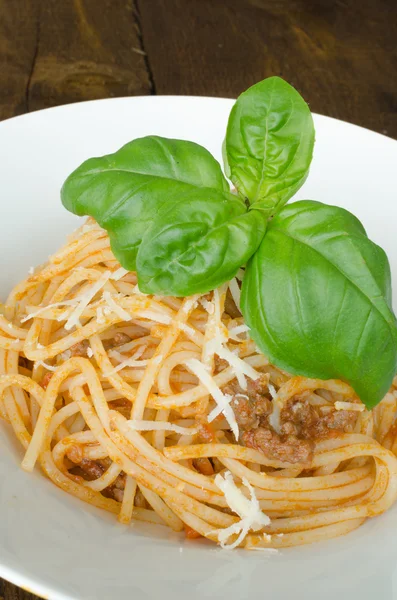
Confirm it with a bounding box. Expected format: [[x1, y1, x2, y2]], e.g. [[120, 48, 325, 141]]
[[1, 93, 397, 600]]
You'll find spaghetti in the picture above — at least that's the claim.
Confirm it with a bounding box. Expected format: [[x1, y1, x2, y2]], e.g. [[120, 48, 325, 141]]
[[1, 219, 397, 549]]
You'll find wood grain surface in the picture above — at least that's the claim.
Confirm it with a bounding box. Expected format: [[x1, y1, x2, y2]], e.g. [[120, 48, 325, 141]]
[[0, 0, 396, 598]]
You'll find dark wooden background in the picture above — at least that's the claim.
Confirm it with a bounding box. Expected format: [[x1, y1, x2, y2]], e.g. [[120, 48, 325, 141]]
[[0, 0, 396, 598]]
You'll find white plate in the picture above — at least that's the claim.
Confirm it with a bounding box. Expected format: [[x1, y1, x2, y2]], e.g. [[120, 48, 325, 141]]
[[1, 97, 397, 600]]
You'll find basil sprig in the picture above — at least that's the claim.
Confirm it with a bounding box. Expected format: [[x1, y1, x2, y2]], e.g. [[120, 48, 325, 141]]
[[61, 76, 397, 407]]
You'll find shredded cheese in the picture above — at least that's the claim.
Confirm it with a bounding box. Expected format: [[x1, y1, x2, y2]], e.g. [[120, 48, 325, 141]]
[[228, 278, 241, 311], [110, 267, 129, 281], [184, 358, 238, 439], [215, 344, 259, 390], [21, 300, 76, 323], [104, 347, 147, 376], [177, 322, 196, 337], [199, 298, 215, 314], [334, 401, 365, 412], [96, 307, 105, 324], [181, 297, 198, 314], [137, 311, 172, 325], [87, 347, 94, 358], [132, 284, 148, 296], [214, 471, 270, 549], [127, 420, 198, 435], [103, 291, 132, 322], [203, 285, 258, 390], [228, 324, 250, 341], [65, 271, 112, 330]]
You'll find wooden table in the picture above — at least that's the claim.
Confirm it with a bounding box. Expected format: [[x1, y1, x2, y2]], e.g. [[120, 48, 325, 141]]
[[0, 0, 396, 598]]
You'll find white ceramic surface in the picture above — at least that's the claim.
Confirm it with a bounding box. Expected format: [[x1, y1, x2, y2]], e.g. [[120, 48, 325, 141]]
[[1, 97, 397, 600]]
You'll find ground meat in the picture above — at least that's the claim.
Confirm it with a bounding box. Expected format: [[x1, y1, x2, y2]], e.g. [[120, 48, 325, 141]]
[[240, 395, 358, 464], [242, 428, 313, 464], [193, 457, 214, 476], [318, 409, 357, 436], [40, 372, 53, 389], [226, 375, 357, 464], [224, 289, 242, 319], [112, 488, 124, 503], [280, 398, 358, 439], [19, 356, 33, 371], [224, 375, 272, 429], [58, 339, 90, 361], [78, 458, 105, 480], [214, 356, 229, 373], [66, 444, 83, 464], [108, 399, 132, 418], [70, 339, 90, 357], [197, 422, 217, 443], [72, 456, 128, 502], [60, 333, 132, 361], [103, 332, 132, 351]]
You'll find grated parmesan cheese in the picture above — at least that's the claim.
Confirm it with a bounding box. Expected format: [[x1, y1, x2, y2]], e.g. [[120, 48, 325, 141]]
[[184, 358, 238, 439], [228, 324, 250, 341], [214, 344, 259, 390], [110, 267, 129, 281], [213, 471, 270, 549], [103, 291, 132, 322], [334, 401, 365, 412], [127, 420, 198, 435], [203, 286, 258, 392], [87, 347, 94, 358], [137, 311, 172, 325], [104, 347, 147, 376], [267, 383, 282, 433], [177, 322, 196, 337], [65, 271, 112, 330], [132, 284, 149, 296], [199, 298, 215, 314], [228, 278, 241, 311], [181, 297, 198, 314], [21, 300, 77, 323]]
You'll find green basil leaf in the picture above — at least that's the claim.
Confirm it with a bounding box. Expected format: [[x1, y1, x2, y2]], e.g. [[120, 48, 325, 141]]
[[241, 200, 397, 408], [224, 76, 315, 215], [136, 194, 266, 296], [61, 136, 230, 270]]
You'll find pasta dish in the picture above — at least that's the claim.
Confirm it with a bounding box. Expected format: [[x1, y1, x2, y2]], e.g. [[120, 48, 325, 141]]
[[1, 76, 397, 550]]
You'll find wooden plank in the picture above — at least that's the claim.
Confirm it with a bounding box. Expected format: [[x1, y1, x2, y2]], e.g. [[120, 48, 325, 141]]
[[138, 0, 397, 137], [27, 0, 151, 112], [0, 578, 37, 600], [0, 0, 39, 120]]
